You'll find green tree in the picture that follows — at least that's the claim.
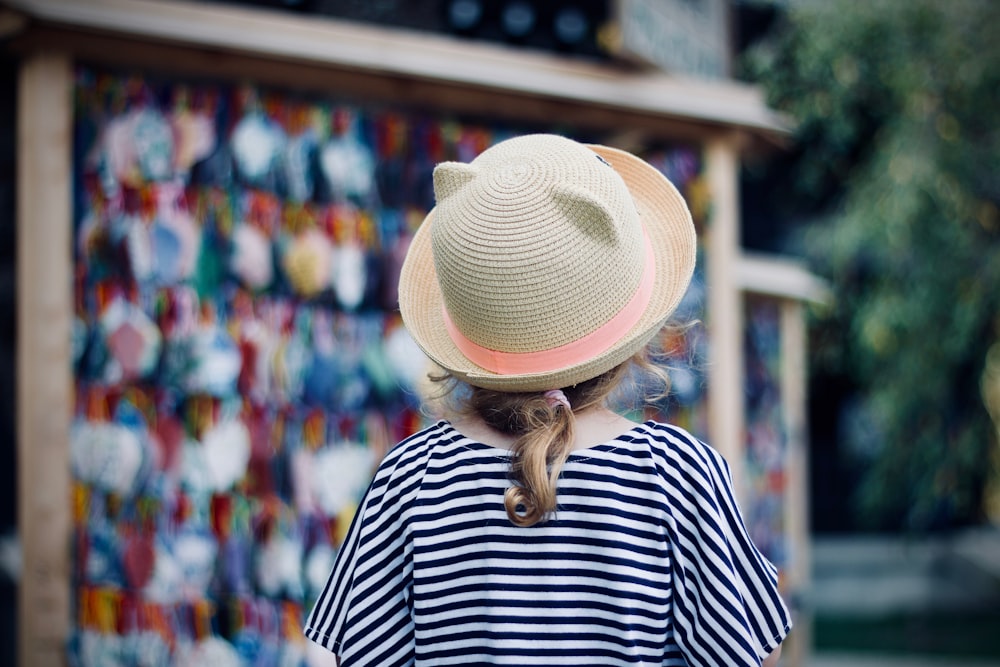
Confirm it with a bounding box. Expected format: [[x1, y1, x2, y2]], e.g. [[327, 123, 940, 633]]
[[745, 0, 1000, 530]]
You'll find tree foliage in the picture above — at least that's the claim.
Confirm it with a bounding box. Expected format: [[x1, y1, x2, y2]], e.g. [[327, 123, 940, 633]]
[[745, 0, 1000, 530]]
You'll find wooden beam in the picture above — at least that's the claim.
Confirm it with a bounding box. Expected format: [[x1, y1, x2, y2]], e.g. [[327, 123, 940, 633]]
[[17, 51, 73, 667], [736, 252, 831, 305], [781, 299, 813, 667], [2, 0, 790, 138], [8, 25, 728, 146], [704, 134, 746, 497]]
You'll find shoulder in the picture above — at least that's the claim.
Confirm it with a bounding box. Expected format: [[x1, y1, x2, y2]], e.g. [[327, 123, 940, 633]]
[[631, 421, 732, 491], [634, 421, 725, 465], [371, 420, 463, 486], [383, 419, 456, 460], [351, 420, 461, 521]]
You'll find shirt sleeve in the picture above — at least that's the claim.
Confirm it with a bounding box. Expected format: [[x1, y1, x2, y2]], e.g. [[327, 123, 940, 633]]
[[662, 430, 793, 667], [304, 443, 420, 667]]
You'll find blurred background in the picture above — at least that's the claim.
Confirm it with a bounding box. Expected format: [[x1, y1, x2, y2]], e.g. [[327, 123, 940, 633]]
[[0, 0, 998, 665]]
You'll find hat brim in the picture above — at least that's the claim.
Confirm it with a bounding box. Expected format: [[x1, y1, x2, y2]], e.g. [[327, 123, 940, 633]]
[[398, 143, 697, 392]]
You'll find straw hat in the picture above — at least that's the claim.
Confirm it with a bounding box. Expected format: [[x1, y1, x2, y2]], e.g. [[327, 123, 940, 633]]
[[398, 134, 696, 392]]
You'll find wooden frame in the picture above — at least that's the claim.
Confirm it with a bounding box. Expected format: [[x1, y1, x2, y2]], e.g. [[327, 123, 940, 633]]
[[3, 0, 789, 139], [736, 254, 828, 667], [705, 134, 747, 495], [781, 297, 813, 667], [16, 51, 73, 667]]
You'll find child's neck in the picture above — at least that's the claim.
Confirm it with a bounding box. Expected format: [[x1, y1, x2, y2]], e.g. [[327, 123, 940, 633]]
[[451, 408, 639, 451]]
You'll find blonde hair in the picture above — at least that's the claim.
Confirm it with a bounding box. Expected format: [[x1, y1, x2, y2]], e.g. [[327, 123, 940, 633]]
[[431, 346, 672, 527]]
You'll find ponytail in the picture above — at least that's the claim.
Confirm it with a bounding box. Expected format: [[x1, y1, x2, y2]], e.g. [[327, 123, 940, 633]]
[[464, 362, 633, 527], [502, 396, 574, 527]]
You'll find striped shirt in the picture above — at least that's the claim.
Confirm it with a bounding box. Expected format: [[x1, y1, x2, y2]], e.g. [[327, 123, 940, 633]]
[[305, 420, 792, 666]]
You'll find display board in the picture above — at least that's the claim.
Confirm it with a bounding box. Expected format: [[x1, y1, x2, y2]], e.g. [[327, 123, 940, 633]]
[[67, 66, 710, 665], [743, 295, 790, 573]]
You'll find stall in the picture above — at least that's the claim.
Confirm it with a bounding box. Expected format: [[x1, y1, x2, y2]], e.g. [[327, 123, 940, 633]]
[[3, 1, 820, 665]]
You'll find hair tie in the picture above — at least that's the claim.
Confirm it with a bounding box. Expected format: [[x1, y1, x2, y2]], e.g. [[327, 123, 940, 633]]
[[543, 389, 571, 411]]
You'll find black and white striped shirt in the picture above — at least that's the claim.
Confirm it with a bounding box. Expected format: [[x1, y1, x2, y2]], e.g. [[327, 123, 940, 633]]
[[305, 420, 792, 666]]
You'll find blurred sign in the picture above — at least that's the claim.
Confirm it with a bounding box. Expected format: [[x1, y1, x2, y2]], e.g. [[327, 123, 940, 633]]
[[611, 0, 730, 79]]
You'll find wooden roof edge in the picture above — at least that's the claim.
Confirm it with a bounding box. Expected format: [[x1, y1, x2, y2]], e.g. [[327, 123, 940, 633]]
[[2, 0, 792, 139]]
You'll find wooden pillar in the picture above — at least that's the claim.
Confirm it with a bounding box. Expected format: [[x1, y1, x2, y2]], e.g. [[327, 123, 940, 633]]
[[17, 51, 73, 667], [704, 134, 745, 497], [781, 299, 812, 667]]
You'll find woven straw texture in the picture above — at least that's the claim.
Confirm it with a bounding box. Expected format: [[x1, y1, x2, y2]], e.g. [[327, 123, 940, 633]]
[[399, 134, 696, 391]]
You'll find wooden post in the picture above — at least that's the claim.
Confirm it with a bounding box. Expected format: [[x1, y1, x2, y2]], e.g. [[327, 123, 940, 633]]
[[781, 299, 812, 667], [704, 134, 745, 498], [17, 51, 73, 667]]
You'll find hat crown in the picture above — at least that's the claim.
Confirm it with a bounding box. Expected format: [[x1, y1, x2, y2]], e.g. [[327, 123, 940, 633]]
[[430, 134, 646, 354]]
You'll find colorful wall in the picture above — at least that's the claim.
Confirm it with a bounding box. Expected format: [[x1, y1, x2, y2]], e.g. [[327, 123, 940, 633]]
[[68, 66, 718, 665]]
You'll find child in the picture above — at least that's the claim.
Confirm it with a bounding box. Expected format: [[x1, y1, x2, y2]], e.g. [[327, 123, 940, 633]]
[[305, 134, 791, 666]]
